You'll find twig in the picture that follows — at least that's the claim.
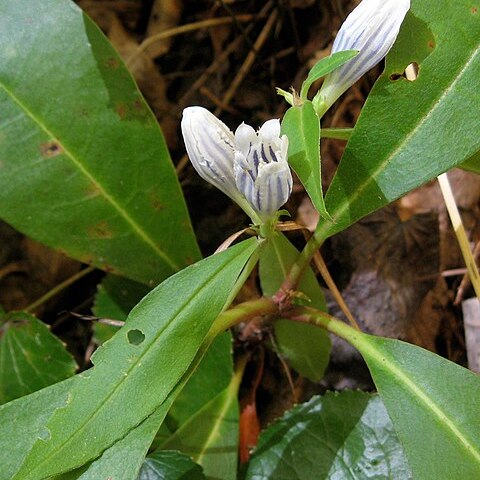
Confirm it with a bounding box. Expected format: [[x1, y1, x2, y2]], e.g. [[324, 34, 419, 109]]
[[311, 250, 360, 330], [0, 262, 25, 280], [455, 240, 480, 305], [268, 330, 298, 403], [25, 266, 96, 314], [69, 312, 125, 328], [216, 8, 279, 116], [438, 172, 480, 299], [178, 1, 273, 109], [126, 15, 258, 66]]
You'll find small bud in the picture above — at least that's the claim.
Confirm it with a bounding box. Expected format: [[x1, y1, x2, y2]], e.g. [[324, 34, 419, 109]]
[[181, 107, 292, 223], [315, 0, 410, 114]]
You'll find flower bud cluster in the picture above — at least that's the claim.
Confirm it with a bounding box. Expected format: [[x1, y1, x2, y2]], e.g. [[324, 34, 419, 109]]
[[181, 107, 292, 223]]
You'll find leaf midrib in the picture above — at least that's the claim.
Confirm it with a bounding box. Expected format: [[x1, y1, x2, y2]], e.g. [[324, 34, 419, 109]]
[[359, 338, 480, 467], [323, 41, 480, 235], [17, 245, 250, 478], [0, 82, 179, 271]]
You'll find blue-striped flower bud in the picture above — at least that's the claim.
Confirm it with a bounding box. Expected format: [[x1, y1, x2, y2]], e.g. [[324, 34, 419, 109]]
[[315, 0, 410, 115], [181, 106, 241, 205], [181, 107, 292, 223], [233, 120, 292, 220]]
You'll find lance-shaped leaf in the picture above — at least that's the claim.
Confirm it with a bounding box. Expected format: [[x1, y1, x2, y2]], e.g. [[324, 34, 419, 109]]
[[246, 392, 411, 479], [282, 101, 330, 220], [9, 239, 258, 479], [93, 276, 239, 475], [53, 383, 187, 480], [0, 0, 200, 286], [321, 0, 480, 238], [51, 408, 170, 480], [0, 376, 77, 480], [0, 312, 77, 404], [300, 50, 358, 100], [160, 354, 242, 480], [331, 323, 480, 479], [259, 233, 330, 382]]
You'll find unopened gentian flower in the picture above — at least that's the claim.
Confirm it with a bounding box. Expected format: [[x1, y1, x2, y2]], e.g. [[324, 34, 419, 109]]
[[314, 0, 410, 115], [181, 107, 293, 226]]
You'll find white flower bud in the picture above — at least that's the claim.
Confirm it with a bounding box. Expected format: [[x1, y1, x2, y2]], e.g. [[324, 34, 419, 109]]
[[316, 0, 410, 114], [233, 119, 292, 219], [181, 107, 241, 204], [181, 107, 292, 223]]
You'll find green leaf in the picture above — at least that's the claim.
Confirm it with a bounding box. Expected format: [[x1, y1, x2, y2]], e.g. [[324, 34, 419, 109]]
[[273, 319, 330, 383], [52, 385, 201, 480], [9, 239, 258, 479], [139, 451, 206, 480], [341, 331, 480, 479], [93, 275, 151, 321], [160, 361, 242, 480], [301, 50, 358, 100], [0, 376, 77, 480], [92, 275, 151, 344], [163, 332, 233, 435], [460, 150, 480, 174], [0, 312, 76, 404], [259, 233, 330, 381], [93, 278, 238, 447], [52, 409, 169, 480], [93, 275, 237, 457], [282, 101, 330, 220], [0, 0, 200, 286], [153, 332, 234, 451], [245, 391, 411, 479], [321, 1, 480, 238], [61, 395, 182, 480]]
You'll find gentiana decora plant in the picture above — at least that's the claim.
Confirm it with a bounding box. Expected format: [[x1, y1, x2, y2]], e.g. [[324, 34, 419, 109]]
[[0, 0, 479, 479]]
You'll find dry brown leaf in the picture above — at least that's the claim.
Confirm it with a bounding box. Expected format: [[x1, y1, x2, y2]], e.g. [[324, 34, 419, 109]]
[[107, 15, 178, 148], [145, 0, 183, 58]]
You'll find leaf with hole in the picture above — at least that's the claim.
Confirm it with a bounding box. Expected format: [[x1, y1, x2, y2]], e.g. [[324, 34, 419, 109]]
[[92, 274, 150, 345], [93, 276, 238, 469], [8, 239, 258, 479], [321, 0, 480, 238], [0, 312, 76, 404], [245, 391, 411, 479], [0, 0, 200, 286]]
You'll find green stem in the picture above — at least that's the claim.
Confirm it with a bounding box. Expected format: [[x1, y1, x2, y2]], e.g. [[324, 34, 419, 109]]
[[288, 306, 363, 348], [275, 232, 324, 295], [25, 266, 96, 313], [209, 296, 277, 337], [320, 128, 353, 141]]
